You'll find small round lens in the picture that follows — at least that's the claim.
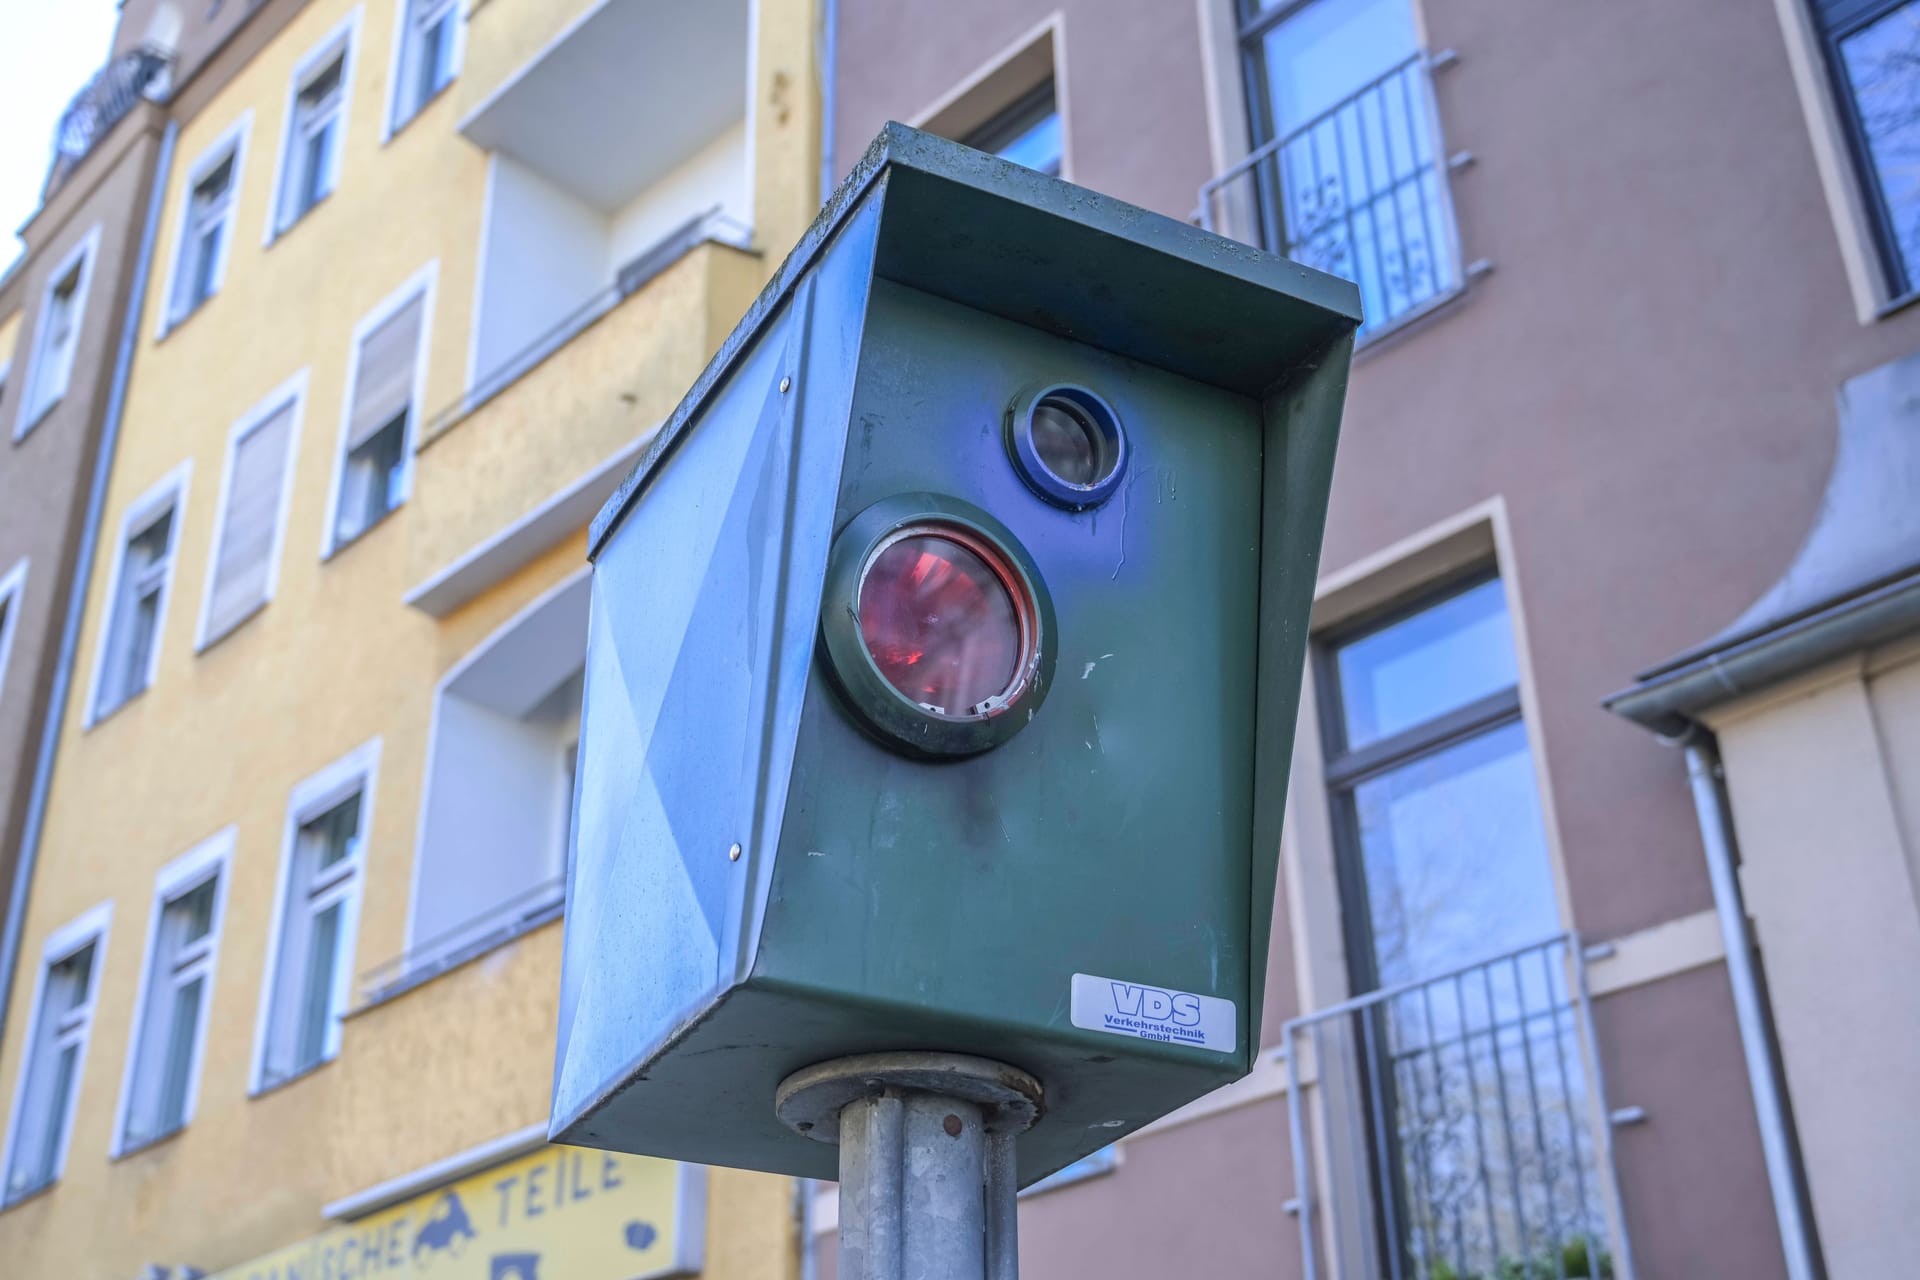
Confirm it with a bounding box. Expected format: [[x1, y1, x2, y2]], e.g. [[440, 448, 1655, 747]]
[[1008, 385, 1127, 509], [858, 533, 1022, 717], [1030, 399, 1105, 487]]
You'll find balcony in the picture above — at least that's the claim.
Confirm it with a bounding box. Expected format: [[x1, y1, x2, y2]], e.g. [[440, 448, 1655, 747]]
[[457, 0, 753, 258], [43, 46, 171, 201], [333, 917, 562, 1198], [1198, 53, 1461, 341], [403, 230, 763, 613], [1282, 936, 1633, 1280]]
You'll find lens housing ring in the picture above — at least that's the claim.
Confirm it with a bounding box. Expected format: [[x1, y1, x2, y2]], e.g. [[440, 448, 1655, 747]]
[[821, 494, 1056, 758], [1005, 383, 1128, 510]]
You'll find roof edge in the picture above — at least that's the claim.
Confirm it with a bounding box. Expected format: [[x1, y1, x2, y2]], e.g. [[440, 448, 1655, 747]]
[[1603, 569, 1920, 736]]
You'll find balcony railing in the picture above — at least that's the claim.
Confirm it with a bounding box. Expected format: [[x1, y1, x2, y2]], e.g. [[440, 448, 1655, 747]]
[[44, 46, 171, 200], [1198, 53, 1460, 339], [1283, 936, 1634, 1280], [357, 876, 565, 1008]]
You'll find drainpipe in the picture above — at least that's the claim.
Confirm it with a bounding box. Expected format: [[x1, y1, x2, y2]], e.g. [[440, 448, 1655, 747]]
[[1678, 731, 1822, 1280], [817, 0, 838, 200], [795, 1177, 818, 1280], [0, 119, 176, 1042]]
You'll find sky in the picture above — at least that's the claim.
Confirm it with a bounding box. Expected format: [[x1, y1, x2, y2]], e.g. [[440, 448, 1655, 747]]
[[0, 0, 122, 274]]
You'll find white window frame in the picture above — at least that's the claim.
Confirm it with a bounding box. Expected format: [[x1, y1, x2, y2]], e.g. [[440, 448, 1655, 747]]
[[196, 370, 308, 650], [265, 8, 363, 244], [159, 113, 252, 335], [111, 829, 234, 1157], [383, 0, 465, 140], [85, 461, 192, 728], [322, 260, 436, 559], [0, 900, 111, 1203], [0, 557, 26, 712], [250, 738, 380, 1094], [13, 225, 103, 441]]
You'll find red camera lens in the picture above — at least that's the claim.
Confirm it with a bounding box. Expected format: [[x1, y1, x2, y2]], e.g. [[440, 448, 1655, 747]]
[[858, 531, 1022, 717]]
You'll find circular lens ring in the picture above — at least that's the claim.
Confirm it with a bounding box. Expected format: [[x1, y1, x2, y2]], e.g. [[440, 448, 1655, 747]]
[[856, 525, 1033, 720], [820, 494, 1056, 758], [1006, 383, 1128, 510]]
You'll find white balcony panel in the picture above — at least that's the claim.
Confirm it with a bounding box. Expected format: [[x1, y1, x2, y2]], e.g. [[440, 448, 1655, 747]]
[[460, 0, 750, 212]]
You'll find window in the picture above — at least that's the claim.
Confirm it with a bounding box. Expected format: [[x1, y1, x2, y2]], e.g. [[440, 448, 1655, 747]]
[[91, 465, 189, 723], [117, 834, 231, 1153], [3, 904, 109, 1204], [1237, 0, 1460, 334], [0, 359, 11, 414], [391, 0, 459, 132], [200, 375, 303, 646], [1021, 1145, 1118, 1196], [255, 741, 377, 1090], [1317, 572, 1558, 992], [15, 229, 100, 436], [272, 17, 357, 237], [399, 574, 584, 993], [1313, 571, 1604, 1280], [962, 81, 1063, 175], [329, 270, 431, 552], [167, 121, 248, 326], [1815, 0, 1920, 296], [0, 558, 24, 709]]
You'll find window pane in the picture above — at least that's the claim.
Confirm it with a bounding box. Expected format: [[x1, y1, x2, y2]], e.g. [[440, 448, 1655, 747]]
[[295, 901, 343, 1071], [336, 414, 408, 543], [51, 944, 94, 1015], [1840, 2, 1920, 290], [302, 794, 363, 873], [1258, 0, 1419, 135], [127, 883, 218, 1145], [127, 511, 174, 578], [418, 13, 454, 107], [300, 58, 343, 107], [29, 1043, 79, 1189], [994, 112, 1062, 175], [1333, 577, 1517, 749], [300, 121, 336, 212], [190, 221, 224, 307], [174, 879, 217, 945], [46, 272, 79, 344], [196, 156, 233, 205], [1346, 720, 1558, 988], [155, 975, 205, 1135], [962, 85, 1062, 176], [121, 592, 161, 701]]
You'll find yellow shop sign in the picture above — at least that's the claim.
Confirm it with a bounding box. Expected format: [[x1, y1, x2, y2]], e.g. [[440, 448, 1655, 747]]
[[208, 1146, 704, 1280]]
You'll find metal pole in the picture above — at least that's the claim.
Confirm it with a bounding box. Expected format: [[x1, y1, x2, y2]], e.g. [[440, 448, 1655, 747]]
[[984, 1131, 1020, 1280], [776, 1052, 1043, 1280], [1682, 738, 1820, 1280]]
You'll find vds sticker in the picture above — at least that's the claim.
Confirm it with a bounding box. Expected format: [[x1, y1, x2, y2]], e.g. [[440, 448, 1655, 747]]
[[1069, 972, 1236, 1054]]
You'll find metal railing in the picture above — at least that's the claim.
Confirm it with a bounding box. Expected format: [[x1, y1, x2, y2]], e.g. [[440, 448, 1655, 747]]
[[1283, 936, 1634, 1280], [357, 876, 565, 1008], [1197, 53, 1460, 338], [44, 46, 172, 200]]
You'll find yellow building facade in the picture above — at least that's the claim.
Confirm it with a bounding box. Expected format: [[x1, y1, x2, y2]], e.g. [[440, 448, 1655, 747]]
[[0, 0, 821, 1274]]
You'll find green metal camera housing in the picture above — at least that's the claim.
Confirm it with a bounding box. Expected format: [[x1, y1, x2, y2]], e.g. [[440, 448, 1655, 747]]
[[551, 124, 1361, 1186]]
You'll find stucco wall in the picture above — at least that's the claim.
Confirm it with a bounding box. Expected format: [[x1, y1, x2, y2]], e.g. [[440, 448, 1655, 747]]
[[406, 241, 763, 589], [0, 105, 167, 1013], [0, 0, 818, 1274], [1708, 645, 1920, 1280], [822, 0, 1917, 1273]]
